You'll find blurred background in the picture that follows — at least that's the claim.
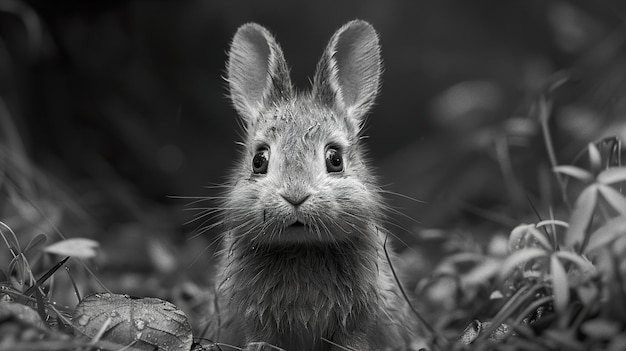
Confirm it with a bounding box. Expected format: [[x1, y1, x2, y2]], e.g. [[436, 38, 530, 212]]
[[1, 0, 626, 303]]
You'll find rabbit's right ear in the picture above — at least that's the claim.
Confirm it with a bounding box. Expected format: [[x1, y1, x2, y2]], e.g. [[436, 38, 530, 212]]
[[226, 23, 293, 127]]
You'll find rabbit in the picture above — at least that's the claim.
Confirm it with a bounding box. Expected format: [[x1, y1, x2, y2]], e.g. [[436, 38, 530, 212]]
[[211, 19, 418, 351]]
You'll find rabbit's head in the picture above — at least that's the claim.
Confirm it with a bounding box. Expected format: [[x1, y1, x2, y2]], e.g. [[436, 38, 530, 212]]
[[224, 20, 384, 246]]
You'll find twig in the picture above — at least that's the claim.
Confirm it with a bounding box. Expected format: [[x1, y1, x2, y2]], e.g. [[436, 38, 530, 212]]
[[382, 234, 448, 348], [321, 338, 356, 351]]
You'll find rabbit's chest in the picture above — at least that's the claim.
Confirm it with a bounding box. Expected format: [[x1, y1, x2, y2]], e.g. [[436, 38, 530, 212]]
[[224, 245, 380, 339]]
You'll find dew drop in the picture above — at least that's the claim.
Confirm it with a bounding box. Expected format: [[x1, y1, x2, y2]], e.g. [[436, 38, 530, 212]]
[[75, 314, 90, 326], [134, 318, 146, 330]]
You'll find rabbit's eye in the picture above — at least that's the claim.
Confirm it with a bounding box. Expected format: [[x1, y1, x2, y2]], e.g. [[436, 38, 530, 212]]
[[252, 147, 270, 174], [325, 146, 343, 173]]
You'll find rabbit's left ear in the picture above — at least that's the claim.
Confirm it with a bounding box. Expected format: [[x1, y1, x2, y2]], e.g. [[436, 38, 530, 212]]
[[312, 20, 382, 127]]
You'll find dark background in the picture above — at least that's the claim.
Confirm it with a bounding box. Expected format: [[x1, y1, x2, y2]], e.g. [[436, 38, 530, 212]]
[[1, 0, 625, 297]]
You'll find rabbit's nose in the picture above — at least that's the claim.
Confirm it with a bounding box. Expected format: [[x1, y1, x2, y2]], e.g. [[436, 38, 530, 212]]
[[280, 193, 311, 207]]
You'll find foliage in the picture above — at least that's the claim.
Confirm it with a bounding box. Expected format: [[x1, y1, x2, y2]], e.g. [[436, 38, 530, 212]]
[[412, 135, 626, 350]]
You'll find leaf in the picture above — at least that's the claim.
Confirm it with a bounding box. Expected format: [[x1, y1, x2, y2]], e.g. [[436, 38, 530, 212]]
[[23, 233, 47, 257], [597, 167, 626, 185], [555, 250, 596, 278], [508, 224, 552, 252], [499, 248, 547, 278], [525, 226, 554, 251], [608, 333, 626, 351], [536, 219, 569, 229], [598, 184, 626, 216], [553, 165, 593, 182], [581, 319, 621, 339], [0, 220, 21, 254], [461, 258, 501, 287], [550, 255, 569, 314], [489, 290, 504, 299], [545, 329, 584, 349], [586, 215, 626, 252], [509, 224, 532, 252], [0, 301, 46, 328], [73, 293, 193, 351], [44, 238, 99, 259], [588, 143, 601, 174], [23, 256, 70, 296], [576, 283, 599, 306], [566, 184, 598, 248]]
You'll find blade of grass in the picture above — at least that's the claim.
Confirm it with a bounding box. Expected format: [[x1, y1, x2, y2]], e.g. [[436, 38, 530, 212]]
[[478, 283, 547, 342], [475, 284, 530, 342], [0, 220, 21, 257], [23, 233, 47, 256], [538, 97, 569, 208], [33, 285, 48, 327], [514, 296, 553, 325], [567, 185, 598, 250], [23, 256, 70, 296], [65, 266, 82, 302], [9, 184, 111, 293]]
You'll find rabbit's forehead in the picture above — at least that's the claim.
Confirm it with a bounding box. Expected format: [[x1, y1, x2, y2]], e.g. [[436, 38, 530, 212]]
[[252, 101, 352, 147]]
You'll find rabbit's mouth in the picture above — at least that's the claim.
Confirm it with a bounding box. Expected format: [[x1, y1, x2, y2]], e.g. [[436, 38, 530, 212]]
[[290, 221, 305, 227]]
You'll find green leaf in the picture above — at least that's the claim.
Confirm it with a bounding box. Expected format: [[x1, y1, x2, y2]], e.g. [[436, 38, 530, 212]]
[[598, 184, 626, 216], [588, 143, 601, 174], [566, 184, 598, 248], [553, 165, 593, 182], [597, 167, 626, 185], [550, 255, 569, 314], [500, 248, 547, 278], [586, 215, 626, 252]]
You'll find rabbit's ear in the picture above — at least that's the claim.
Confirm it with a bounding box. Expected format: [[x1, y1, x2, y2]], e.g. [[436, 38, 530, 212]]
[[313, 20, 382, 127], [227, 23, 293, 126]]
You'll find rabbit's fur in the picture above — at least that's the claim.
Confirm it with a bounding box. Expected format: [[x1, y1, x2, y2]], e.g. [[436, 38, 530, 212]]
[[213, 20, 417, 350]]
